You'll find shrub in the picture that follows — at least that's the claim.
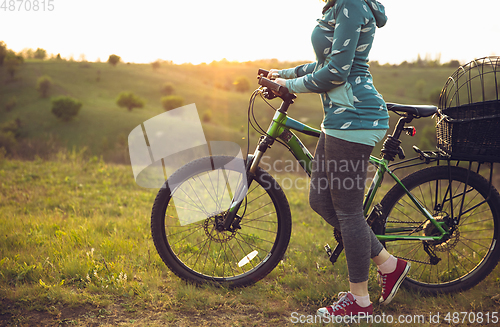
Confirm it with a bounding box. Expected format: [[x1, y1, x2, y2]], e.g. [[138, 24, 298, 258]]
[[107, 54, 121, 67], [161, 95, 184, 111], [0, 131, 17, 154], [1, 119, 22, 138], [36, 75, 52, 98], [0, 41, 6, 66], [116, 92, 145, 111], [202, 110, 212, 123], [51, 96, 82, 121], [4, 52, 23, 78], [233, 76, 250, 92], [161, 82, 175, 96], [151, 60, 161, 70]]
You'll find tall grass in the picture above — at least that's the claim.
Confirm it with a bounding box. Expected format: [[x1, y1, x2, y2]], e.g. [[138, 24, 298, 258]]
[[1, 152, 499, 326]]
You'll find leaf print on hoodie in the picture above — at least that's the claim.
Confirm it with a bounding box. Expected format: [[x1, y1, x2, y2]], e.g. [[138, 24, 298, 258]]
[[279, 0, 390, 131]]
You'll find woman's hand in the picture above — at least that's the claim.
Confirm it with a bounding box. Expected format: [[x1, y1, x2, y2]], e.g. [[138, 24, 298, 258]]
[[267, 69, 280, 80], [274, 78, 286, 87], [266, 69, 286, 94]]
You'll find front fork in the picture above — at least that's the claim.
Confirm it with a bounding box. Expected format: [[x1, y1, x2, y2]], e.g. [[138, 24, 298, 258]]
[[222, 135, 273, 231]]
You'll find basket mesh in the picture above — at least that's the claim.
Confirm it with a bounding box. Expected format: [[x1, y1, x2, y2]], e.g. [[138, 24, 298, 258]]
[[436, 57, 500, 162]]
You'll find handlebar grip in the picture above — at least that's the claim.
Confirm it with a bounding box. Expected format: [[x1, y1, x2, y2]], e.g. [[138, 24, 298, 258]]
[[258, 76, 289, 96], [258, 68, 270, 77]]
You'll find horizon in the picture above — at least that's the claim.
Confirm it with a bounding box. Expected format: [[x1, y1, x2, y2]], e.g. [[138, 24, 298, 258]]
[[1, 0, 498, 66], [5, 50, 464, 66]]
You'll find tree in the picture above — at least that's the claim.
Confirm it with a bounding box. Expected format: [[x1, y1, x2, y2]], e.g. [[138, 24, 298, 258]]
[[0, 41, 7, 66], [36, 75, 52, 98], [446, 60, 461, 68], [233, 76, 250, 92], [151, 60, 161, 70], [107, 54, 121, 66], [116, 92, 145, 111], [33, 48, 47, 60], [161, 95, 184, 111], [161, 82, 175, 95], [51, 96, 82, 121], [20, 48, 34, 59], [4, 51, 23, 79]]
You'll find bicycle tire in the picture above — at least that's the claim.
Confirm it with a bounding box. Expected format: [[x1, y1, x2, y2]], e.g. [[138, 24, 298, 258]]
[[380, 165, 500, 294], [151, 155, 292, 287]]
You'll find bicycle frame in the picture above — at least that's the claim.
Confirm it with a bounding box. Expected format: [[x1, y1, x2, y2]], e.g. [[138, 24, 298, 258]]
[[253, 104, 450, 244]]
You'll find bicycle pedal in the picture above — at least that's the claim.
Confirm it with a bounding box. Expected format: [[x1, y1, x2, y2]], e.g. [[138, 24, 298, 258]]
[[329, 243, 344, 265]]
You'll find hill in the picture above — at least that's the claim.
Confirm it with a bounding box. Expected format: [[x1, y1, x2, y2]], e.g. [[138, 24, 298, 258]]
[[0, 59, 457, 163]]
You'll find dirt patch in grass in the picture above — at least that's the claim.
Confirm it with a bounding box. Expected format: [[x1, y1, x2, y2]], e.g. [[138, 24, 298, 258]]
[[0, 299, 285, 327]]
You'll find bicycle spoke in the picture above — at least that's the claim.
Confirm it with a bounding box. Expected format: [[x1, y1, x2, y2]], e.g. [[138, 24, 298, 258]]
[[382, 166, 500, 292]]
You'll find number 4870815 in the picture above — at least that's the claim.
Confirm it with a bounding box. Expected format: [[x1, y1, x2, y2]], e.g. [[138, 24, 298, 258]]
[[444, 312, 499, 324], [1, 0, 54, 11]]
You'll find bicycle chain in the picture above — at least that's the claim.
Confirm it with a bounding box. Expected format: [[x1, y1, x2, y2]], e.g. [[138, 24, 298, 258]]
[[394, 255, 434, 265], [391, 227, 460, 265], [387, 220, 421, 224]]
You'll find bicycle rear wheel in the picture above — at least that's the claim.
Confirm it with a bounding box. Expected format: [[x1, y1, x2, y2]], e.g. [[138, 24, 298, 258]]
[[380, 165, 500, 294], [151, 156, 292, 287]]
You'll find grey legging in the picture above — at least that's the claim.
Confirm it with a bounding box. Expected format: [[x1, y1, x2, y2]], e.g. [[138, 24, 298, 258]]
[[309, 133, 384, 283]]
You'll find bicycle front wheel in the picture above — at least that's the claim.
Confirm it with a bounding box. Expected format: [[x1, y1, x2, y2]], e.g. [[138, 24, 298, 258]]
[[380, 165, 500, 294], [151, 156, 292, 287]]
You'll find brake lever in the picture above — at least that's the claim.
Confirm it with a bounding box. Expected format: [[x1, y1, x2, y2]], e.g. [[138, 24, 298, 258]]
[[257, 76, 289, 96], [261, 87, 278, 100]]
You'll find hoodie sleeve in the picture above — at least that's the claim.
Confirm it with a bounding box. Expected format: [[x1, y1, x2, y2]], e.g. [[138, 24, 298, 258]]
[[286, 0, 366, 94], [278, 62, 317, 79]]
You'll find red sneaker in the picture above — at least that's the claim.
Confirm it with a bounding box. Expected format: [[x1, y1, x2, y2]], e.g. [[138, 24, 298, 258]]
[[316, 292, 373, 318], [378, 258, 410, 305]]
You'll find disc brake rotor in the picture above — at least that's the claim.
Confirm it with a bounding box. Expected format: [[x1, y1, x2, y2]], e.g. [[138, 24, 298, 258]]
[[423, 216, 459, 252], [203, 213, 237, 243]]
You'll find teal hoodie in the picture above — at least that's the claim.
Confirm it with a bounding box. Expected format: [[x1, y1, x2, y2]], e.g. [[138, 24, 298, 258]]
[[279, 0, 389, 131]]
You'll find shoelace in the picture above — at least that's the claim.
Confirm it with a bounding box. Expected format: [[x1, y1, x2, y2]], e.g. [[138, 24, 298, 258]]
[[331, 292, 354, 311], [377, 271, 387, 295]]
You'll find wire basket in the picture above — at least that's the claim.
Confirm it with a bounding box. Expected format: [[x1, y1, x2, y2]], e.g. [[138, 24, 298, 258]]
[[436, 56, 500, 162]]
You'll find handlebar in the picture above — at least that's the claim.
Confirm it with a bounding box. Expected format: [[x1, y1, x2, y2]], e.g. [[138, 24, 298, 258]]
[[256, 69, 295, 102]]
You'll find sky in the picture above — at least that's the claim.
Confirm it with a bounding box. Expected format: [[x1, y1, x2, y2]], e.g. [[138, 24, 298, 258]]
[[1, 0, 499, 65]]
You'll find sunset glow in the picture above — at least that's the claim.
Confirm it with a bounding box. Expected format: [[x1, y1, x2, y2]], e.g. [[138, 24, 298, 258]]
[[1, 0, 498, 65]]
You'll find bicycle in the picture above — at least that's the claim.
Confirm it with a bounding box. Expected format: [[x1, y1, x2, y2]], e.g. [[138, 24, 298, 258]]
[[150, 68, 500, 294]]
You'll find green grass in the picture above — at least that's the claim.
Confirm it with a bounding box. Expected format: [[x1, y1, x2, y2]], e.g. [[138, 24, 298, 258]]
[[1, 153, 499, 326], [0, 60, 455, 163], [1, 59, 499, 325]]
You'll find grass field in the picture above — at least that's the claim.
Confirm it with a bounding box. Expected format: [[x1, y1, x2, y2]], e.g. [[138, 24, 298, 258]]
[[0, 152, 499, 326], [0, 59, 456, 162], [1, 60, 500, 326]]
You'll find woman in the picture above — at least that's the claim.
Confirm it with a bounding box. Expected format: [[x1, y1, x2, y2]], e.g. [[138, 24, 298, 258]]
[[268, 0, 410, 318]]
